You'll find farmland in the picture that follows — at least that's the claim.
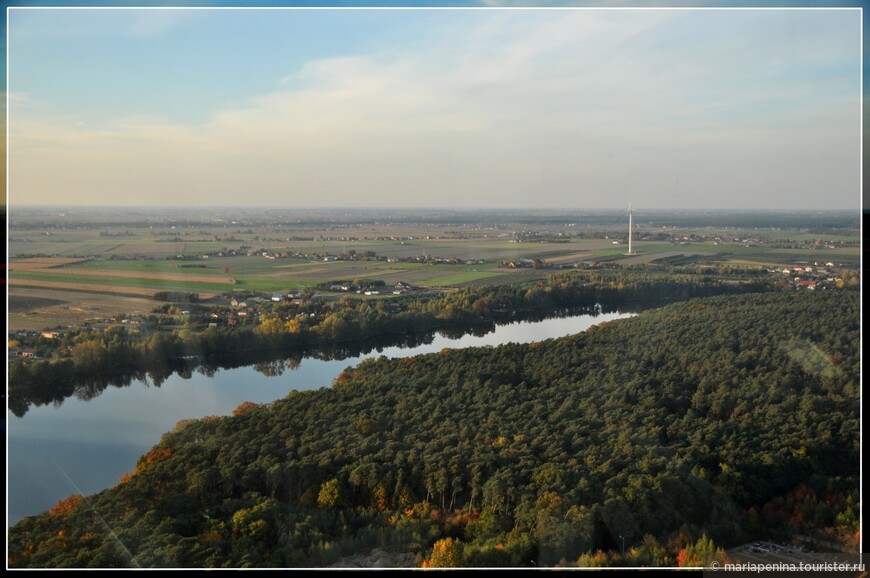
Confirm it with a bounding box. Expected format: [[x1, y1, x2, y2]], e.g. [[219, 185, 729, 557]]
[[7, 207, 860, 331]]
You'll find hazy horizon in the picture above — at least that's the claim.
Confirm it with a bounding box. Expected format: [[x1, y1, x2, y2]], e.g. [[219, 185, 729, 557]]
[[7, 7, 862, 211], [5, 204, 860, 213]]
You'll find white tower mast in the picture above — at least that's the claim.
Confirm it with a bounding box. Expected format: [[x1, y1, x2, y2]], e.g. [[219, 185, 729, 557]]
[[626, 200, 634, 255]]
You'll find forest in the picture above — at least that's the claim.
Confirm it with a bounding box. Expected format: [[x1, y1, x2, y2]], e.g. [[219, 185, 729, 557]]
[[7, 289, 860, 568]]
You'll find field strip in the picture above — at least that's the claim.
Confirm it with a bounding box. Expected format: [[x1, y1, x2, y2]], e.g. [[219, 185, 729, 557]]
[[418, 271, 505, 287], [11, 271, 230, 293], [9, 258, 91, 270], [8, 278, 218, 300], [545, 252, 593, 264], [619, 251, 705, 265], [8, 278, 161, 298], [12, 267, 233, 285], [95, 243, 122, 254]]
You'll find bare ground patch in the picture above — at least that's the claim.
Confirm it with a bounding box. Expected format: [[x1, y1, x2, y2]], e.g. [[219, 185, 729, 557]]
[[7, 287, 162, 331]]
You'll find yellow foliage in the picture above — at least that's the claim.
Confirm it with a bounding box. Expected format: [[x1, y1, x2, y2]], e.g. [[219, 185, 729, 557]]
[[426, 537, 465, 568], [491, 435, 507, 448]]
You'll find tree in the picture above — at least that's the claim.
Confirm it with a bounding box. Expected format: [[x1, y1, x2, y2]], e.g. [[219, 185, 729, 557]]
[[424, 538, 465, 568], [317, 478, 345, 509]]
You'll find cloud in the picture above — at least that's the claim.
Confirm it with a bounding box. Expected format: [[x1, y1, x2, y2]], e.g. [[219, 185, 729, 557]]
[[7, 9, 861, 209]]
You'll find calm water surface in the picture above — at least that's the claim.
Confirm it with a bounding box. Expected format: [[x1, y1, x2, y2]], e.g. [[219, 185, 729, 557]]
[[8, 311, 631, 526]]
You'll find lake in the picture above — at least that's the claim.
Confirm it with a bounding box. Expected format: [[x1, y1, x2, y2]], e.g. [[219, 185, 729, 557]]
[[7, 309, 633, 526]]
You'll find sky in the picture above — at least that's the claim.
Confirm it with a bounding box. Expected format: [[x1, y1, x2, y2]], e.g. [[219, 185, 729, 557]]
[[4, 3, 863, 210]]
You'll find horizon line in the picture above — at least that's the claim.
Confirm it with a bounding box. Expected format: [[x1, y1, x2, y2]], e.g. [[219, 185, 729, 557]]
[[3, 205, 861, 213]]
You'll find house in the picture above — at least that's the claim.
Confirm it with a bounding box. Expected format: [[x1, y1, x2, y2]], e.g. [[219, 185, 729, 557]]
[[271, 294, 283, 302], [798, 280, 817, 290], [41, 331, 60, 339]]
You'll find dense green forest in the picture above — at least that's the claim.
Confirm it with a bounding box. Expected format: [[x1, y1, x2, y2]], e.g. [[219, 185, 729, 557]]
[[8, 290, 859, 568], [8, 268, 768, 417]]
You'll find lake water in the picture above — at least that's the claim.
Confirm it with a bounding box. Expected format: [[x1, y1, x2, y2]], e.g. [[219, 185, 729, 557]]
[[7, 310, 632, 526]]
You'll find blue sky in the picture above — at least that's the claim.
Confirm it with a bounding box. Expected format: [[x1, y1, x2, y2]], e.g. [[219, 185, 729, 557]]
[[3, 2, 864, 210]]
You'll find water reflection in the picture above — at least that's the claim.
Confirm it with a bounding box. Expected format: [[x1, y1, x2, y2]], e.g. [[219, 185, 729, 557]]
[[10, 303, 635, 417], [8, 308, 634, 526]]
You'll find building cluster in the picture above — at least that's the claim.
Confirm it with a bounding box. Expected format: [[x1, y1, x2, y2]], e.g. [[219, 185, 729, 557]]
[[768, 261, 845, 291]]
